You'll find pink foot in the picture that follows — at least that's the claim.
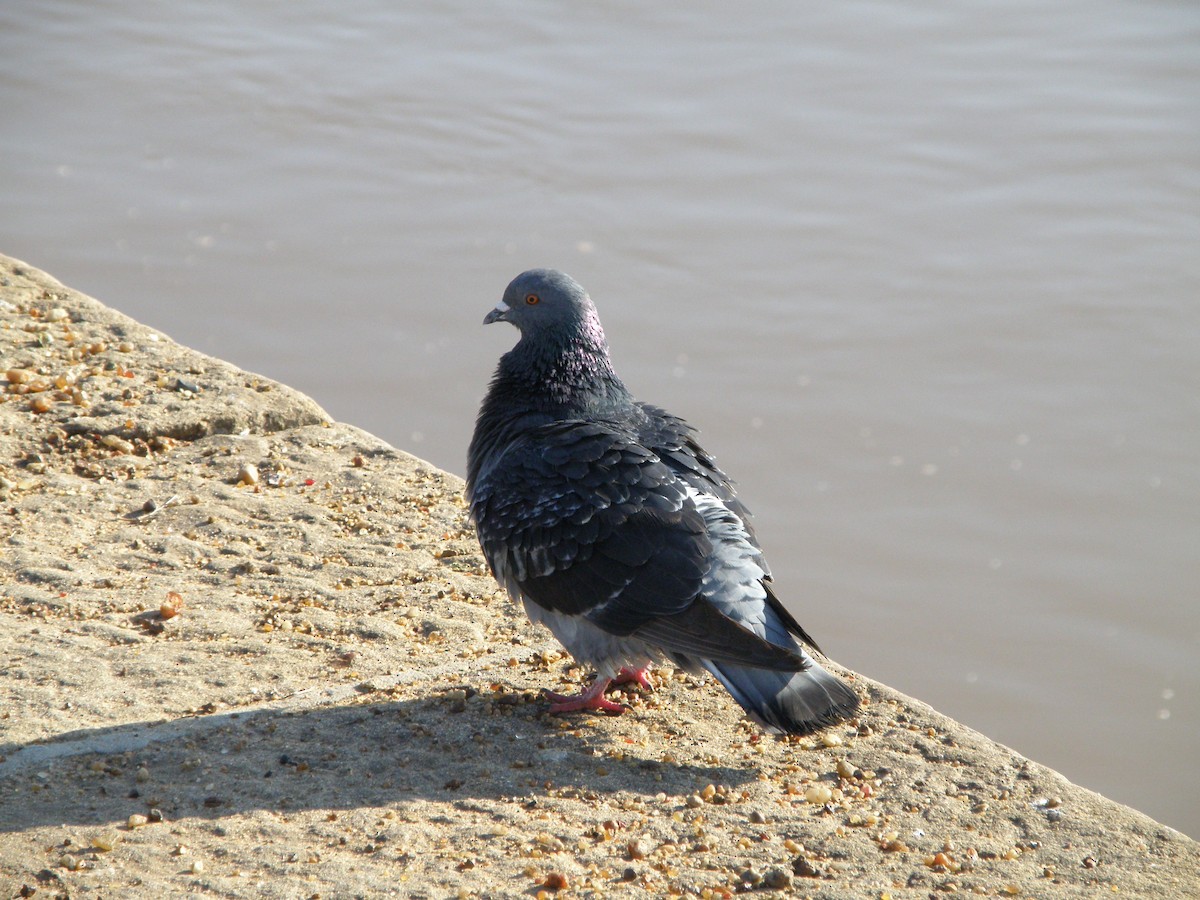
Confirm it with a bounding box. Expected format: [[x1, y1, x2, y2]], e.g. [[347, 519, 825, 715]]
[[613, 666, 654, 692], [544, 667, 654, 716], [544, 677, 625, 716]]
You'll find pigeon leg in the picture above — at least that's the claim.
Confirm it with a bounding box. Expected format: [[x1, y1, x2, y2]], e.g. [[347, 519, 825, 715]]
[[613, 665, 653, 692], [544, 676, 626, 716]]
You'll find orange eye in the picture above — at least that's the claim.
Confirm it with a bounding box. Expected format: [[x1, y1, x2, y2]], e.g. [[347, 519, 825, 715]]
[[525, 293, 540, 305]]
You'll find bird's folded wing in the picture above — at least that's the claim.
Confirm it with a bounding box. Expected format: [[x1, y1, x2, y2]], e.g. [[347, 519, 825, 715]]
[[472, 420, 710, 635], [472, 421, 811, 670], [636, 403, 766, 567]]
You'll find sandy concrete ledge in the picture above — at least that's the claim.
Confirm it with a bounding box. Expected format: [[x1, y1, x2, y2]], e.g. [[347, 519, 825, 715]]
[[0, 253, 1196, 899]]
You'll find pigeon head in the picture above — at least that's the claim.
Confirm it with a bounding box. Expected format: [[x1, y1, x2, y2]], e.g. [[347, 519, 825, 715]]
[[485, 269, 601, 343]]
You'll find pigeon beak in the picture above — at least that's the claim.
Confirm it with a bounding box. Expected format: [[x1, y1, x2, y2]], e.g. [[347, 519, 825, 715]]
[[483, 300, 510, 325]]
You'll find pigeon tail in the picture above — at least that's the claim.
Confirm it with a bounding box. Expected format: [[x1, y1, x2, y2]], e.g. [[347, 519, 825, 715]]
[[704, 657, 861, 736]]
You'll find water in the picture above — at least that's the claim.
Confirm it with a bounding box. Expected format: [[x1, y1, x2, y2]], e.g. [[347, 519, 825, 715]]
[[2, 0, 1197, 836]]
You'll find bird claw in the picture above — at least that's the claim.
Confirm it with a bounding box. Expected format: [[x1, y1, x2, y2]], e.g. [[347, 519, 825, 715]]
[[543, 666, 654, 716], [544, 679, 626, 716], [544, 692, 627, 716], [613, 665, 654, 692]]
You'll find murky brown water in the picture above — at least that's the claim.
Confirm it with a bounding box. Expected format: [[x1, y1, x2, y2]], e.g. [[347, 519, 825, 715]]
[[3, 0, 1197, 836]]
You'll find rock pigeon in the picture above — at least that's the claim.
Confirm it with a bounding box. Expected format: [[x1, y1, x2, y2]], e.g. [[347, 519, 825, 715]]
[[466, 269, 859, 734]]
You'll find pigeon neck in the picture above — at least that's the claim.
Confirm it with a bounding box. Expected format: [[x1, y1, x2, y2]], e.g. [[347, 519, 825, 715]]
[[502, 317, 629, 415]]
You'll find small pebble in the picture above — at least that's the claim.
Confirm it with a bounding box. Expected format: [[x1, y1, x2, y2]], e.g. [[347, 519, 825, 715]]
[[763, 868, 793, 889], [627, 838, 650, 860], [804, 784, 833, 804], [160, 593, 184, 619], [100, 434, 135, 454], [191, 860, 205, 875], [748, 809, 767, 824], [541, 872, 569, 890], [821, 732, 843, 747], [91, 833, 118, 852], [536, 833, 565, 852], [127, 813, 149, 828], [685, 794, 703, 808], [793, 857, 822, 878], [238, 463, 259, 486]]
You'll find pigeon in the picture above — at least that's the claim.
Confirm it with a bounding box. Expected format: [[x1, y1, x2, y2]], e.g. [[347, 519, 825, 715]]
[[466, 268, 859, 734]]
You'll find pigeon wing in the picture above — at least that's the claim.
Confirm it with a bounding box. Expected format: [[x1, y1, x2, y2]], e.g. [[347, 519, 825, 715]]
[[471, 420, 803, 667], [636, 403, 764, 560], [636, 405, 823, 652], [472, 420, 707, 631]]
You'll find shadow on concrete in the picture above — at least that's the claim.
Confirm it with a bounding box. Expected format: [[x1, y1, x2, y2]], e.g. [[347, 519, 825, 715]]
[[0, 688, 756, 833]]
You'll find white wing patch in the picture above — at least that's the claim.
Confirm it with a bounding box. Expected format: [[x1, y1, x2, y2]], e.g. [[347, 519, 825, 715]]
[[682, 484, 778, 641]]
